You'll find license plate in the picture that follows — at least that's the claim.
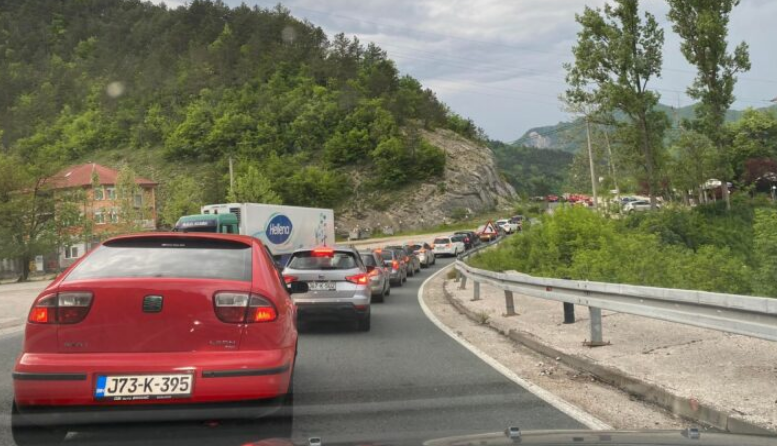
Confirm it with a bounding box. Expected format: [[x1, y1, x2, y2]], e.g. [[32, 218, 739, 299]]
[[95, 374, 193, 401], [309, 281, 336, 291]]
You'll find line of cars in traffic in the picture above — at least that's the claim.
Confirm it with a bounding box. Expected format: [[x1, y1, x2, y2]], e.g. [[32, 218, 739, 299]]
[[10, 223, 514, 444]]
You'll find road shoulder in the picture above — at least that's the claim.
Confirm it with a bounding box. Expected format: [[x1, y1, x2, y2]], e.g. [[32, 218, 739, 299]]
[[421, 265, 690, 431]]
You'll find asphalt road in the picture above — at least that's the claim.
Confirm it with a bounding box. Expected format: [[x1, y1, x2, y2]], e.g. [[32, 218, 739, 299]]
[[0, 257, 582, 446]]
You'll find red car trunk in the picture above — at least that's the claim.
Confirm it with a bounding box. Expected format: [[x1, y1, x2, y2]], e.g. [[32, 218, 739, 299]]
[[54, 278, 251, 354]]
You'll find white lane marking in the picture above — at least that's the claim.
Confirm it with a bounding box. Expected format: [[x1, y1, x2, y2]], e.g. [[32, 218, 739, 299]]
[[418, 264, 612, 430]]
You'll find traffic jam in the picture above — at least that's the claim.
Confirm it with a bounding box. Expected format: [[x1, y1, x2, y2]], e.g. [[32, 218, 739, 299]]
[[11, 202, 522, 443]]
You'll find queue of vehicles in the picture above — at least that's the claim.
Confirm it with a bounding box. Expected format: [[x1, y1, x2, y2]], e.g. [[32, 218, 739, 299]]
[[12, 201, 523, 444]]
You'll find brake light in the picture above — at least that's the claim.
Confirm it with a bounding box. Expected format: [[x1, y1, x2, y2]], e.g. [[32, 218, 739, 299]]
[[283, 275, 298, 284], [446, 243, 452, 247], [312, 248, 334, 257], [367, 268, 380, 277], [214, 292, 278, 323], [28, 292, 93, 324], [345, 273, 369, 285], [392, 260, 399, 270]]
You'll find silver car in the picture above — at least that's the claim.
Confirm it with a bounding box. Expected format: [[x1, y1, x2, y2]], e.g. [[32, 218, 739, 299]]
[[283, 246, 371, 331], [378, 248, 407, 286], [406, 242, 435, 268], [386, 244, 421, 276], [624, 200, 661, 212], [359, 250, 391, 303]]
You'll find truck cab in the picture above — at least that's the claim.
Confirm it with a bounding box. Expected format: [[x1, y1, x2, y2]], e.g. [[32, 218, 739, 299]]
[[174, 213, 239, 234]]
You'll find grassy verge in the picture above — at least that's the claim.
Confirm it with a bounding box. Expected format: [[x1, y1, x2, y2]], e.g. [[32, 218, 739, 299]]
[[469, 200, 777, 297]]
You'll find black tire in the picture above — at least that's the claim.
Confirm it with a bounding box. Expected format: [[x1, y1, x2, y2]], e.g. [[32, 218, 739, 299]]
[[11, 401, 68, 445], [407, 267, 414, 277], [373, 291, 384, 303], [385, 284, 391, 296], [357, 312, 371, 332]]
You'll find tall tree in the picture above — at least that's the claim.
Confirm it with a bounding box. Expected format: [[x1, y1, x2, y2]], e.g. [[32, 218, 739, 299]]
[[666, 0, 751, 210], [565, 0, 668, 209]]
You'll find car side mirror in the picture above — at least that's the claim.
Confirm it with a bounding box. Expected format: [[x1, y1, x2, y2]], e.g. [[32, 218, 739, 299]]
[[287, 281, 309, 294]]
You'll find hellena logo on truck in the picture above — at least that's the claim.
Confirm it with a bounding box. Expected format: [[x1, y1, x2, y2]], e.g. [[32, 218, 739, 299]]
[[265, 214, 293, 245]]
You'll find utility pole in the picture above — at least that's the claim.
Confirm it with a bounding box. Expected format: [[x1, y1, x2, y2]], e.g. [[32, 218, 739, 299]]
[[603, 128, 620, 215], [228, 156, 235, 198], [585, 117, 598, 211]]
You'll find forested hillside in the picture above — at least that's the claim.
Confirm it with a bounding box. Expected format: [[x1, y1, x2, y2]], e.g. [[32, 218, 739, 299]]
[[0, 0, 483, 224], [488, 140, 572, 196]]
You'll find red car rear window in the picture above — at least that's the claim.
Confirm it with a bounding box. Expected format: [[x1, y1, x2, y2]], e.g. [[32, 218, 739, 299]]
[[65, 237, 252, 282]]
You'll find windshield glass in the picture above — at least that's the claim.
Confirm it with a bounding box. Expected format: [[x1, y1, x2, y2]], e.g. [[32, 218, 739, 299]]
[[1, 0, 772, 443]]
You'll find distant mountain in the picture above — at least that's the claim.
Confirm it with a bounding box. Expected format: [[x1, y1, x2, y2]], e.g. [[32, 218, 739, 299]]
[[514, 103, 777, 152]]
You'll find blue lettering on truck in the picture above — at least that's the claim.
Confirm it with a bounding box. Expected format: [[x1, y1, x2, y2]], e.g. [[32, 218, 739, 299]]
[[265, 214, 293, 245]]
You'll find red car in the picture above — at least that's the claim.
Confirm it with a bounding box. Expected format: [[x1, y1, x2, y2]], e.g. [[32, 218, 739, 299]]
[[12, 233, 306, 443]]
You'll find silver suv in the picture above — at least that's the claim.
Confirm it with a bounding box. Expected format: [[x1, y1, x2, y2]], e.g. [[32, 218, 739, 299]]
[[359, 250, 391, 303], [283, 246, 371, 331]]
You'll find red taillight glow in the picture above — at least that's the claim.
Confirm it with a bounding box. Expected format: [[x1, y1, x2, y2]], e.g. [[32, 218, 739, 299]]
[[214, 292, 278, 323], [28, 292, 93, 325], [392, 260, 399, 270], [283, 275, 298, 284], [367, 268, 380, 277], [30, 307, 51, 323], [312, 248, 334, 257], [345, 273, 369, 285]]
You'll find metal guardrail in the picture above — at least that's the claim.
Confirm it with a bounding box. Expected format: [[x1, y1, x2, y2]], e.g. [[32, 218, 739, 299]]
[[454, 237, 777, 344]]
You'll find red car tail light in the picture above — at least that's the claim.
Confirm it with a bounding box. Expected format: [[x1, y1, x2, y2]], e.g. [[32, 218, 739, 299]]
[[28, 292, 93, 324], [248, 295, 278, 323], [57, 292, 94, 324], [367, 268, 380, 277], [392, 260, 399, 270], [283, 275, 298, 284], [345, 273, 369, 285], [214, 292, 277, 323]]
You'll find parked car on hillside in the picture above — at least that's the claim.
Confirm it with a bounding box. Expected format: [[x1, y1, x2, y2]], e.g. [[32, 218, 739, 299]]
[[283, 246, 372, 331], [386, 245, 421, 276], [359, 250, 391, 302], [378, 248, 407, 286], [12, 233, 306, 443], [406, 242, 435, 268]]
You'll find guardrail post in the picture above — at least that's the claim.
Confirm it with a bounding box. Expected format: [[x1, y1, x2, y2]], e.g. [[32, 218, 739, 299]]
[[585, 307, 609, 347], [473, 281, 480, 301], [504, 290, 516, 316], [563, 303, 575, 324], [459, 275, 467, 290]]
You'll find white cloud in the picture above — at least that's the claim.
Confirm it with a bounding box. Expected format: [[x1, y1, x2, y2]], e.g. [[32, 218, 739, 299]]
[[226, 0, 776, 141]]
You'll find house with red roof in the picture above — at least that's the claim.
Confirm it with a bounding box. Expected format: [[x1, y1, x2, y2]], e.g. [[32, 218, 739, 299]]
[[48, 163, 158, 266]]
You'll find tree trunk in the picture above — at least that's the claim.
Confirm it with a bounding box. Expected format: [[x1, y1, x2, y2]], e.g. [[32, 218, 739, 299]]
[[18, 254, 30, 282], [722, 178, 731, 210], [638, 115, 657, 210]]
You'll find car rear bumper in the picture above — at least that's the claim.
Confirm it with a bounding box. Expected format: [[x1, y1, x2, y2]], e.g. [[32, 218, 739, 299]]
[[388, 269, 402, 280], [295, 302, 369, 322], [433, 248, 456, 256], [13, 349, 294, 410]]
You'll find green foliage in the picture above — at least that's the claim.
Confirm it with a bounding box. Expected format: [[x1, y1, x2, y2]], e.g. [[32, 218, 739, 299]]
[[752, 209, 777, 296], [565, 0, 669, 203], [470, 205, 760, 296], [0, 0, 459, 214], [227, 164, 282, 205], [489, 140, 573, 196], [158, 175, 205, 228]]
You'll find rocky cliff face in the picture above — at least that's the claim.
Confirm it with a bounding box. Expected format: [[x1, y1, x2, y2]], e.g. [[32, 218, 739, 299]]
[[335, 129, 516, 235]]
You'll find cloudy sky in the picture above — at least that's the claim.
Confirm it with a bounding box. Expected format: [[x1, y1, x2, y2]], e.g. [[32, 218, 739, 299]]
[[157, 0, 777, 142]]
